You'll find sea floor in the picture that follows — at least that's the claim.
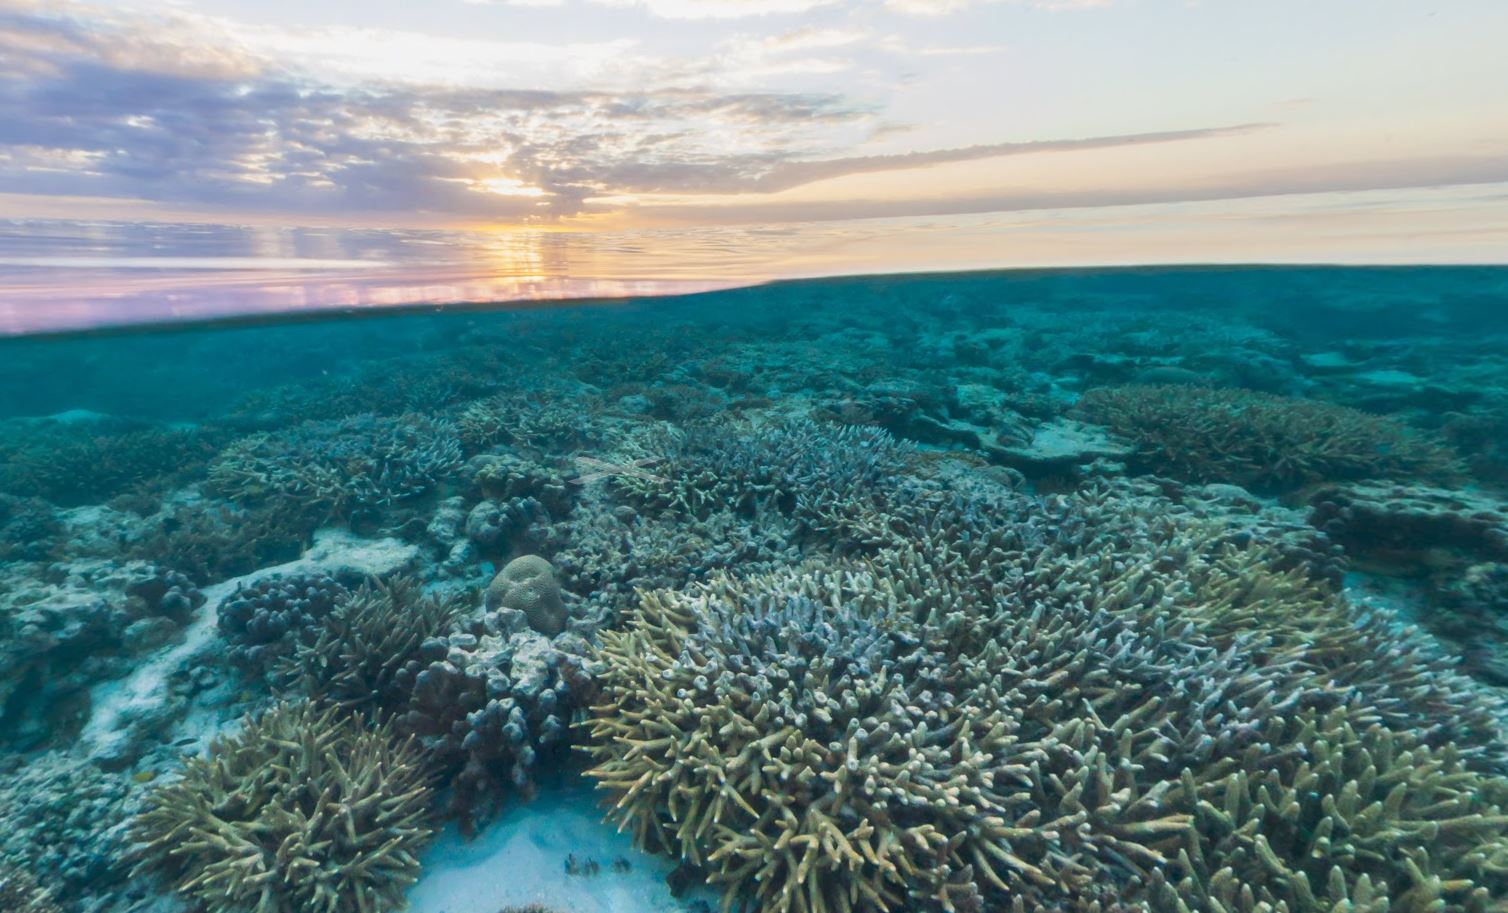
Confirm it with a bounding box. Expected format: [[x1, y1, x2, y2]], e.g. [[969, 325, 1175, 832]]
[[1, 266, 1507, 913]]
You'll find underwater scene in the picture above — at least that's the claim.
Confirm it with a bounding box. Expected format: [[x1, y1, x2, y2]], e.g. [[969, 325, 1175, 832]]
[[3, 264, 1508, 913]]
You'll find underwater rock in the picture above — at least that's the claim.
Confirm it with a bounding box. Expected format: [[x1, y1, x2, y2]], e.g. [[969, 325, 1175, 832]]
[[990, 416, 1132, 473], [486, 556, 566, 636], [1308, 481, 1508, 571]]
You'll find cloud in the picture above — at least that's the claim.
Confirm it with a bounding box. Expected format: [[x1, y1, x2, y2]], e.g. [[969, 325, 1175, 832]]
[[621, 153, 1508, 225], [0, 3, 875, 219], [886, 0, 1111, 15], [589, 0, 838, 19]]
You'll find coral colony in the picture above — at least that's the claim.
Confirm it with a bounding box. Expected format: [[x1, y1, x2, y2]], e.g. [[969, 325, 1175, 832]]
[[1, 269, 1508, 913]]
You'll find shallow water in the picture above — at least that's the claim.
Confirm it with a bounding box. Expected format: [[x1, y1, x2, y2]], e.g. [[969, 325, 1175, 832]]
[[2, 265, 1507, 913]]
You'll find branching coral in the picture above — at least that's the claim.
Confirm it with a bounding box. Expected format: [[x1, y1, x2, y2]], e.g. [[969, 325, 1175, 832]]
[[1074, 384, 1459, 490], [586, 566, 1216, 913], [0, 418, 221, 505], [281, 576, 469, 711], [611, 416, 908, 529], [218, 571, 352, 672], [210, 413, 463, 519], [131, 701, 434, 913], [1155, 709, 1508, 913], [587, 481, 1508, 913], [0, 860, 61, 913]]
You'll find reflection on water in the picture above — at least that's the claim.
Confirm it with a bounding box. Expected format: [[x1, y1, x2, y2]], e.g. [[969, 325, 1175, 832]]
[[5, 182, 1506, 334]]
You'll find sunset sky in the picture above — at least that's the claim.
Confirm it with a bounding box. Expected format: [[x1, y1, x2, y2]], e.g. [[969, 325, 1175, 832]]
[[2, 0, 1507, 264]]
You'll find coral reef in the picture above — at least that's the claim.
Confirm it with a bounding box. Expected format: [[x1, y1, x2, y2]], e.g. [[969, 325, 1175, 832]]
[[131, 701, 434, 913], [210, 413, 463, 520], [587, 484, 1508, 913], [0, 858, 62, 913], [398, 604, 599, 826], [0, 750, 143, 910], [0, 560, 204, 750], [486, 555, 567, 636], [0, 417, 221, 506], [124, 497, 318, 584], [1075, 384, 1460, 491], [1157, 709, 1508, 913], [282, 576, 469, 711], [217, 571, 352, 672], [610, 417, 907, 535], [3, 268, 1508, 913]]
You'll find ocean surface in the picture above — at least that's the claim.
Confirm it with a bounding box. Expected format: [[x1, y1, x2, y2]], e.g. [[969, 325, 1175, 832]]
[[2, 264, 1507, 913]]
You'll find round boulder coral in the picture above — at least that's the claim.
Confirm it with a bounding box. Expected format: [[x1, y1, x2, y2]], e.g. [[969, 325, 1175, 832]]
[[486, 555, 566, 636]]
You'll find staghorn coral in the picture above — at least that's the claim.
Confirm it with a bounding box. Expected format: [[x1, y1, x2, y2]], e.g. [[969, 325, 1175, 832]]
[[1154, 709, 1508, 913], [281, 576, 469, 711], [587, 565, 1221, 913], [1074, 384, 1459, 491], [0, 417, 221, 506], [456, 393, 597, 454], [125, 497, 318, 585], [210, 413, 463, 519], [610, 416, 907, 529], [131, 701, 434, 913], [0, 859, 61, 913], [587, 477, 1508, 913]]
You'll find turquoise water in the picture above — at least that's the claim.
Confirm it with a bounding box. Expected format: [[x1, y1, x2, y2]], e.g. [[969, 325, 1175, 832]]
[[2, 265, 1508, 913]]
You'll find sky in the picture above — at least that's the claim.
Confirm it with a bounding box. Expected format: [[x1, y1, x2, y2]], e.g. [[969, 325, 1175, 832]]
[[1, 0, 1507, 266]]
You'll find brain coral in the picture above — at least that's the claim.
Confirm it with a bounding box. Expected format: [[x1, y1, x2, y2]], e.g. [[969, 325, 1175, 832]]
[[1074, 384, 1459, 491], [130, 701, 434, 913], [485, 555, 566, 636]]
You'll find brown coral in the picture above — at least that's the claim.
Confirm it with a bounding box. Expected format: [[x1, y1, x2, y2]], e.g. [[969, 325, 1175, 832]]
[[1074, 384, 1459, 491], [130, 701, 434, 913]]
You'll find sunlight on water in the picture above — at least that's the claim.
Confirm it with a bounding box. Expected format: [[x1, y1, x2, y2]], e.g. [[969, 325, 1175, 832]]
[[4, 183, 1506, 335]]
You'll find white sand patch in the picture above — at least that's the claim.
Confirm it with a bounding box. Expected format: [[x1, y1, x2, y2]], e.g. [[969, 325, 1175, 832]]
[[409, 774, 716, 913], [81, 528, 419, 755]]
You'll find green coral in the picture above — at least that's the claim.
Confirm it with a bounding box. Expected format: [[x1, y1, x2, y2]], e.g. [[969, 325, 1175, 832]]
[[0, 860, 61, 913], [281, 576, 468, 711], [1074, 385, 1459, 490], [131, 701, 434, 913]]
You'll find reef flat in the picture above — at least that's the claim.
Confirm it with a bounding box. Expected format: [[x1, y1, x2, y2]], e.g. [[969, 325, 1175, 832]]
[[1, 266, 1507, 913]]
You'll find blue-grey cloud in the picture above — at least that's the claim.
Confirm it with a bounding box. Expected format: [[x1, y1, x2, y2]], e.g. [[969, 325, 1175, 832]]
[[0, 3, 1282, 222]]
